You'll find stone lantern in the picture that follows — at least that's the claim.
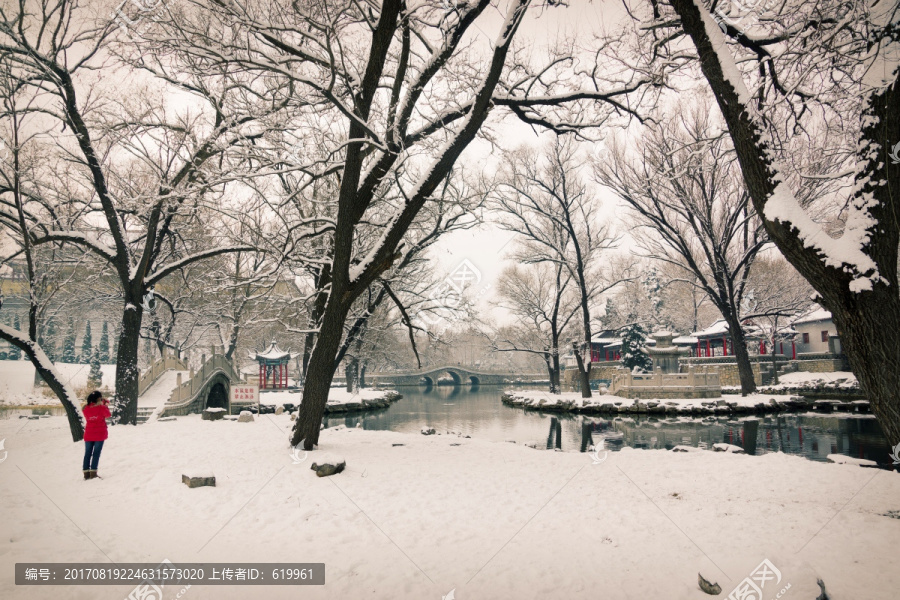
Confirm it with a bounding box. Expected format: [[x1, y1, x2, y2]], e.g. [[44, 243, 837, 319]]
[[647, 331, 689, 374]]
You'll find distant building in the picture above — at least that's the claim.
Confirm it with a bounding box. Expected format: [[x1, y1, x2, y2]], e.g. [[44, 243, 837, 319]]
[[792, 307, 837, 354]]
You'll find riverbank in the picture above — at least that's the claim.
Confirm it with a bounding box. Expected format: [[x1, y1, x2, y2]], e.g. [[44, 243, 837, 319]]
[[1, 414, 898, 599], [501, 389, 870, 417], [258, 388, 403, 415]]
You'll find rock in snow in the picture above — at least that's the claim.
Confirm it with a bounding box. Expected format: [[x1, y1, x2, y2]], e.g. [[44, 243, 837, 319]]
[[182, 474, 216, 488], [201, 408, 225, 421], [310, 455, 346, 477], [237, 411, 254, 423], [698, 573, 722, 595], [421, 427, 436, 435]]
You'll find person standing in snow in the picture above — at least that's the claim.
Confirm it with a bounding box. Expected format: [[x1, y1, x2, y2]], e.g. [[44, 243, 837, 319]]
[[82, 390, 110, 480]]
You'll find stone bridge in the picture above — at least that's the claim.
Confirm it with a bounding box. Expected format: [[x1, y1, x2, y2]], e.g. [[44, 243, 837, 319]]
[[158, 354, 243, 417], [368, 366, 541, 387]]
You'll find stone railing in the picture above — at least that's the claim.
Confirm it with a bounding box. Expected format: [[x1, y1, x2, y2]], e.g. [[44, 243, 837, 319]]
[[610, 367, 721, 399], [138, 351, 188, 396], [162, 354, 242, 413]]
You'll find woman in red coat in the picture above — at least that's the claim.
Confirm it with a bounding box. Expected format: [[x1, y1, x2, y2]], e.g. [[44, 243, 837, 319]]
[[82, 390, 110, 480]]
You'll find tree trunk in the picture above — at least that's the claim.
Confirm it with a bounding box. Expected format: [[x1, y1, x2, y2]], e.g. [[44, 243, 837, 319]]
[[550, 348, 561, 394], [543, 352, 556, 394], [291, 299, 350, 449], [829, 290, 900, 446], [359, 363, 366, 389], [572, 342, 592, 397], [113, 300, 144, 425], [724, 312, 756, 395], [345, 356, 359, 393]]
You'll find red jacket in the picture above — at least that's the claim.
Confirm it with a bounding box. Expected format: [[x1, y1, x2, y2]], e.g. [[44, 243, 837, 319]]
[[83, 403, 111, 442]]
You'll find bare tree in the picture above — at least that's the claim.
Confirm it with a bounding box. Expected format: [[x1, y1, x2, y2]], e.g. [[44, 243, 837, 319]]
[[595, 103, 767, 393], [0, 1, 295, 423], [493, 261, 579, 393], [742, 255, 815, 384], [493, 135, 630, 398], [0, 61, 84, 441], [169, 0, 659, 448], [658, 0, 900, 443]]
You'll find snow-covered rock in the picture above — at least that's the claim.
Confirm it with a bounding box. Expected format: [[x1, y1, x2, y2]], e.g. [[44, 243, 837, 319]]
[[826, 454, 878, 468], [712, 443, 745, 454], [672, 445, 701, 452], [202, 408, 226, 421], [237, 411, 254, 423]]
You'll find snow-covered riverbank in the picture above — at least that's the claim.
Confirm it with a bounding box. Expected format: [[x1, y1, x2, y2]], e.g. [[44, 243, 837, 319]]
[[1, 414, 898, 599]]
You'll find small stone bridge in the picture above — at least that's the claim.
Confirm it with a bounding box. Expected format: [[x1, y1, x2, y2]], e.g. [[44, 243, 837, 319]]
[[368, 366, 541, 387]]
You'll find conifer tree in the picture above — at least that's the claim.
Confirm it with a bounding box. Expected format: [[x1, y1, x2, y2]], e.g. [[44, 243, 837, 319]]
[[99, 321, 110, 363], [620, 323, 652, 372], [87, 346, 103, 388], [81, 322, 93, 363], [62, 318, 77, 363]]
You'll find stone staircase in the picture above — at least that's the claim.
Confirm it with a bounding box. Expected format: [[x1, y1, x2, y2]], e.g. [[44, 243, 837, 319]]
[[136, 406, 156, 424]]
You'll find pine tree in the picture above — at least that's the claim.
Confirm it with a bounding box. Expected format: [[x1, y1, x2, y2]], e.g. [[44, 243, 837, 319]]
[[99, 321, 110, 363], [620, 322, 652, 372], [43, 319, 58, 361], [87, 345, 103, 388], [81, 321, 93, 363], [62, 318, 77, 363]]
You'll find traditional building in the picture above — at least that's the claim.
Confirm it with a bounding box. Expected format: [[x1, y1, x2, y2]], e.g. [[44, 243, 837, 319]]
[[691, 319, 796, 358], [249, 341, 299, 389], [792, 307, 838, 354]]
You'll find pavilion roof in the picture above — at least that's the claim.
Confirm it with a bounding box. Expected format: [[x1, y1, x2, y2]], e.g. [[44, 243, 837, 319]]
[[249, 341, 298, 362]]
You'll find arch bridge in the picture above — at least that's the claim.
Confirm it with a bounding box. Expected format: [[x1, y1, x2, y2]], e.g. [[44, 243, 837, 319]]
[[368, 366, 537, 388]]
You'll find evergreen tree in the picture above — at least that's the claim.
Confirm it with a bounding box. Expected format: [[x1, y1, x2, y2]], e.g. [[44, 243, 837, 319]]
[[99, 321, 110, 363], [111, 328, 119, 360], [62, 318, 77, 363], [620, 323, 652, 372], [10, 314, 21, 360], [81, 321, 93, 363], [43, 319, 58, 361], [87, 345, 103, 388]]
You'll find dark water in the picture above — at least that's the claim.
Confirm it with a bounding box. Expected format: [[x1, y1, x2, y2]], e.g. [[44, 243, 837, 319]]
[[322, 386, 895, 467]]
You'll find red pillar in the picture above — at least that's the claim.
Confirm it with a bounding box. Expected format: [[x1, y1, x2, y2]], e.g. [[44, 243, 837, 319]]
[[723, 336, 728, 356], [760, 340, 766, 354], [697, 341, 701, 357], [605, 350, 609, 361], [706, 340, 710, 357], [259, 364, 264, 389]]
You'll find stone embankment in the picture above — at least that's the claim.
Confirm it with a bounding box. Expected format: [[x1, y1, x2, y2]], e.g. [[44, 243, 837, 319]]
[[501, 392, 870, 417]]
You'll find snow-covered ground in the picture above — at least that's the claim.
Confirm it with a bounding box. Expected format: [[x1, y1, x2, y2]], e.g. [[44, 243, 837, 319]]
[[775, 371, 857, 386], [2, 414, 899, 599], [0, 360, 116, 406]]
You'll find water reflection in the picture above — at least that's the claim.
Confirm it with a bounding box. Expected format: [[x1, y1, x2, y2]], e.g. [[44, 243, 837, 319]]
[[323, 386, 892, 467]]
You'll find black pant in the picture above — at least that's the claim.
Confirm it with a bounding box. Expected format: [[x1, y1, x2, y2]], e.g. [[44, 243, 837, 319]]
[[83, 440, 104, 471]]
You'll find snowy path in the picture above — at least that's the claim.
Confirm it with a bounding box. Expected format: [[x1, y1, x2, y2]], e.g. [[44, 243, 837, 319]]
[[1, 415, 898, 599], [138, 369, 187, 408]]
